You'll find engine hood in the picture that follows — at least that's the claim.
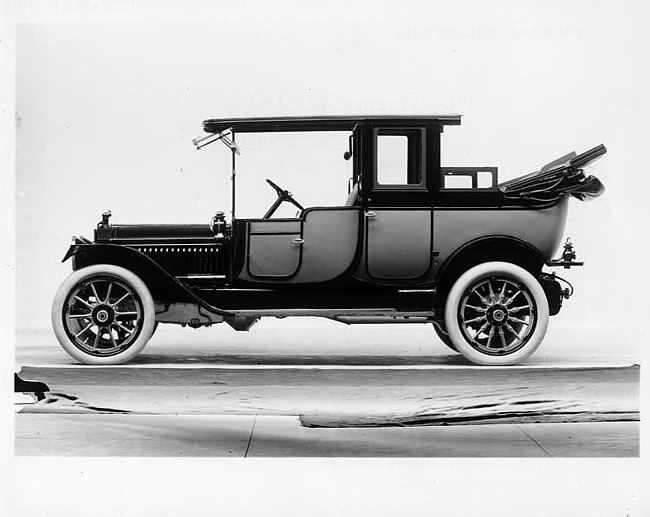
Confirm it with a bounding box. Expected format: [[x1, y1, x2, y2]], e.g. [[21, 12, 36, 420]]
[[95, 223, 218, 244]]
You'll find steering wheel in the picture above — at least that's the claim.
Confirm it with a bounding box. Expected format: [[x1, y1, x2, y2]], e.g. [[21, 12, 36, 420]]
[[263, 179, 305, 219]]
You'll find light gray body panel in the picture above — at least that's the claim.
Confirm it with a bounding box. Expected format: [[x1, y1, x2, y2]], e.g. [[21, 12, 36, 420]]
[[432, 195, 569, 274], [366, 209, 432, 279], [242, 197, 568, 284], [248, 220, 301, 234], [248, 232, 301, 277], [240, 208, 360, 283]]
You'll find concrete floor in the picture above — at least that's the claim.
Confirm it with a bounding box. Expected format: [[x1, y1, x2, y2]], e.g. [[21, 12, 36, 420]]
[[14, 322, 641, 457], [14, 414, 639, 457]]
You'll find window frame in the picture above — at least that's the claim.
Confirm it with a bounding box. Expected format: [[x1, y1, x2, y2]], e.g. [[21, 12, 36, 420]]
[[372, 127, 427, 191]]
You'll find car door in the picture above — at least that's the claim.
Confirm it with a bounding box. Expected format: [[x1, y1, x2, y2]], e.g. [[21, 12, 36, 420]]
[[239, 208, 361, 283], [246, 220, 303, 278], [363, 127, 433, 280]]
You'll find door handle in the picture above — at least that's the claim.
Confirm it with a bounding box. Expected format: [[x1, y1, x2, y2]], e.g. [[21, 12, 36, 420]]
[[364, 211, 377, 218], [292, 237, 304, 244]]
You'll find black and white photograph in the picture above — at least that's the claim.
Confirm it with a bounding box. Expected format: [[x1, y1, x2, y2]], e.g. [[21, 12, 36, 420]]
[[1, 1, 648, 516]]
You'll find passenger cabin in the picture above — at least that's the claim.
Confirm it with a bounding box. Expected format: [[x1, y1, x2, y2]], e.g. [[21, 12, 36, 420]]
[[200, 115, 504, 286]]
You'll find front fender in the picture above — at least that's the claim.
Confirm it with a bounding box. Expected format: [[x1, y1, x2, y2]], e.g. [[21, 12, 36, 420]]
[[62, 243, 232, 316], [61, 244, 77, 263]]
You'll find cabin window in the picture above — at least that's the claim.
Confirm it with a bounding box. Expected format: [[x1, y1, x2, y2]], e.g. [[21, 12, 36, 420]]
[[373, 128, 426, 189], [441, 167, 498, 190]]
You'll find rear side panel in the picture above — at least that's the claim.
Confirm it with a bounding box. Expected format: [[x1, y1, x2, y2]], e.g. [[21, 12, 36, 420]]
[[432, 196, 569, 275]]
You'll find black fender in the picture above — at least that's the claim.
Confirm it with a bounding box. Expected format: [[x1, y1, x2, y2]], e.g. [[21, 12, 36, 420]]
[[435, 235, 546, 307], [62, 243, 233, 316]]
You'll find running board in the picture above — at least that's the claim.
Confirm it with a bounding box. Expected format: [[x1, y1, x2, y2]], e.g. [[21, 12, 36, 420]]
[[329, 315, 433, 325], [202, 288, 436, 314], [227, 308, 435, 319]]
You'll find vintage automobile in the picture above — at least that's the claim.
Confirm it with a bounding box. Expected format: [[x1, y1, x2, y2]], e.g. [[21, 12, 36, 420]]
[[51, 115, 606, 366]]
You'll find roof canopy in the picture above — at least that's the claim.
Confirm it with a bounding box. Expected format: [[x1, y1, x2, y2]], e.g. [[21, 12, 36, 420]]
[[203, 115, 462, 134]]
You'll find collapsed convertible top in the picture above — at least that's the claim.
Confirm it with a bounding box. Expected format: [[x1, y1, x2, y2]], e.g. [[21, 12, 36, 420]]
[[499, 144, 607, 203]]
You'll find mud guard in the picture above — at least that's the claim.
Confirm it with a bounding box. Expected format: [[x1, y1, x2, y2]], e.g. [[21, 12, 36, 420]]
[[62, 243, 233, 317]]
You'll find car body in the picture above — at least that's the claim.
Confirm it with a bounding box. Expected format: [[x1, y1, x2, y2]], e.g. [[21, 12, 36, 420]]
[[52, 115, 606, 365]]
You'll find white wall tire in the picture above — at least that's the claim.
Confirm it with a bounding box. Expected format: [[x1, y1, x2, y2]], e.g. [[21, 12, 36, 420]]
[[52, 264, 155, 365], [444, 261, 549, 366]]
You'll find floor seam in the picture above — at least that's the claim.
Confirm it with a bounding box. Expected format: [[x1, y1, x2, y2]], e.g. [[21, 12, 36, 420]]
[[244, 415, 257, 458], [516, 424, 552, 457]]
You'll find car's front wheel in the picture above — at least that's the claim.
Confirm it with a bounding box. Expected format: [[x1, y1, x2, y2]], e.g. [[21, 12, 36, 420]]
[[444, 261, 549, 366], [52, 264, 155, 365]]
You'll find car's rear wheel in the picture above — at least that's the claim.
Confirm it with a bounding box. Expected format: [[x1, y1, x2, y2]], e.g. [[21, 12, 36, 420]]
[[52, 264, 155, 365], [444, 261, 549, 366]]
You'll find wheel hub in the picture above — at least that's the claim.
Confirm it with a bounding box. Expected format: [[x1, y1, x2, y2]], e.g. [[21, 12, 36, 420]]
[[486, 304, 508, 326], [91, 305, 115, 326]]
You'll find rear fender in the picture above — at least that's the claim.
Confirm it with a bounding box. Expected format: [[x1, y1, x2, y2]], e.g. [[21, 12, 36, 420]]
[[63, 243, 232, 316], [435, 236, 545, 308]]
